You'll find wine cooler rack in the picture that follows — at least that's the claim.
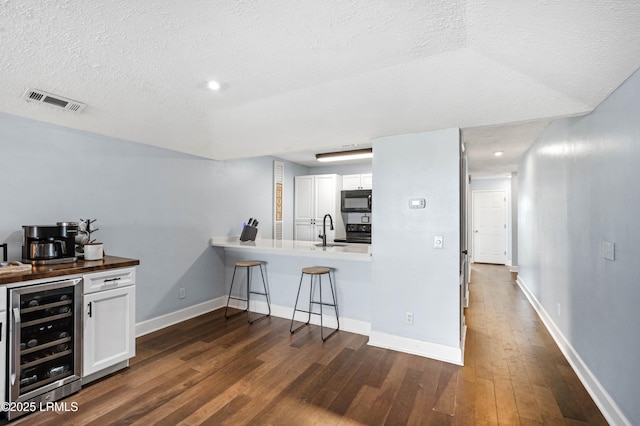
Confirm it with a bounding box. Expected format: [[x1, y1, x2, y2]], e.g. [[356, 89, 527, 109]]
[[8, 278, 82, 420], [18, 287, 74, 394]]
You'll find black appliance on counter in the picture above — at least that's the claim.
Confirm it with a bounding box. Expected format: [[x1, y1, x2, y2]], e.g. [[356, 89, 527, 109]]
[[345, 223, 371, 243], [341, 189, 372, 213], [7, 278, 82, 420], [22, 223, 78, 265]]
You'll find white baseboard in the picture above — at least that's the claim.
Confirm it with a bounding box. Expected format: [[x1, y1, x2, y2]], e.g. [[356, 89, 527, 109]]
[[135, 296, 226, 337], [227, 299, 371, 336], [368, 331, 463, 366], [509, 265, 519, 273], [516, 276, 630, 426]]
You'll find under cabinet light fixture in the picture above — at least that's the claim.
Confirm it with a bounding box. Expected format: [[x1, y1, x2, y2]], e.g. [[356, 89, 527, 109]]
[[316, 148, 373, 163], [493, 151, 504, 157]]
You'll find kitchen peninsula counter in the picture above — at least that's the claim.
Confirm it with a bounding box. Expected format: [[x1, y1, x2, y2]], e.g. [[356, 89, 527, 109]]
[[0, 255, 140, 284], [211, 236, 372, 335], [210, 237, 372, 261]]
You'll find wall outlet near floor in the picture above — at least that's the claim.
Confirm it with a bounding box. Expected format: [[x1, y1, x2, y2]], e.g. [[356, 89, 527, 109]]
[[179, 288, 186, 299], [405, 312, 414, 325], [557, 302, 561, 317]]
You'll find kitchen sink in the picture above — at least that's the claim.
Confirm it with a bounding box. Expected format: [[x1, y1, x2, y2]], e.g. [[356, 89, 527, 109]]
[[315, 243, 348, 247]]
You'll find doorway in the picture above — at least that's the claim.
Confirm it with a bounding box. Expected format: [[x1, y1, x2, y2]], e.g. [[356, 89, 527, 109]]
[[472, 190, 507, 264]]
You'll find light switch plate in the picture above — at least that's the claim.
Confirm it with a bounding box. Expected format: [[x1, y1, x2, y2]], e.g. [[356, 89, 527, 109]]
[[602, 241, 615, 261]]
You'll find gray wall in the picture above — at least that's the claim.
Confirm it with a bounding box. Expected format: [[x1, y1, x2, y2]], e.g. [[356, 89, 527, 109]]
[[518, 70, 640, 423], [0, 112, 308, 323], [371, 129, 460, 348], [312, 163, 372, 175]]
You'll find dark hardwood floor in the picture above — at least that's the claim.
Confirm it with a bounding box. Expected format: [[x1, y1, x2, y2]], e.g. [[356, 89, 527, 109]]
[[11, 264, 607, 425]]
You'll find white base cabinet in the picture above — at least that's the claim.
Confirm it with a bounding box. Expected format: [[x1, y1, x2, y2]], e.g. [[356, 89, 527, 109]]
[[82, 268, 136, 379]]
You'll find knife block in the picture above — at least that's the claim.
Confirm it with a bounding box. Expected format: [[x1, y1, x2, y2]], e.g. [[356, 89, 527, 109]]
[[239, 225, 258, 242]]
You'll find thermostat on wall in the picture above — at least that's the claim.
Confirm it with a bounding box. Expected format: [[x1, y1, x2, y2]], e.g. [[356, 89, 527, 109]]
[[408, 198, 426, 209]]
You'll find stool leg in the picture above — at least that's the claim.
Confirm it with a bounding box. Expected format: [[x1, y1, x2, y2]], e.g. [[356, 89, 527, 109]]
[[248, 264, 270, 324], [259, 264, 271, 316], [320, 271, 339, 341], [328, 272, 340, 337], [225, 265, 246, 319], [290, 272, 311, 334], [246, 265, 251, 322]]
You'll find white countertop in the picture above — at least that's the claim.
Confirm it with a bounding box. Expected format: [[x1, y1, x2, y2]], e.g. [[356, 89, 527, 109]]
[[210, 237, 372, 261]]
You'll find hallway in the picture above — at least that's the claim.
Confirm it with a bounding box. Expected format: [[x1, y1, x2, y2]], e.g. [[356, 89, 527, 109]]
[[462, 264, 607, 424]]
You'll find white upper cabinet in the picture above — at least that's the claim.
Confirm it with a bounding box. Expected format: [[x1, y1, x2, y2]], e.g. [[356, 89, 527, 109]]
[[342, 173, 372, 190]]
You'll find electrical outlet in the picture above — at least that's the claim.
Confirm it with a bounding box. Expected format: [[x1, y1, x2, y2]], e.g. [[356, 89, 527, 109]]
[[405, 312, 414, 325], [602, 241, 615, 261], [179, 288, 186, 299], [434, 235, 444, 249], [557, 302, 561, 316]]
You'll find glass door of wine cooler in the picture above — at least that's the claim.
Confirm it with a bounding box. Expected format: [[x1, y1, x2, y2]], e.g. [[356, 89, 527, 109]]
[[8, 278, 82, 420]]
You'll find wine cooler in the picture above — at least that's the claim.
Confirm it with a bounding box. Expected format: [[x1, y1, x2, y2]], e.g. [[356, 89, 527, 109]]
[[7, 278, 82, 420]]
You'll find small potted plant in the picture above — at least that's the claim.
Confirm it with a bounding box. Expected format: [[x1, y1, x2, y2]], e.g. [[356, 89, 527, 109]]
[[79, 219, 103, 260]]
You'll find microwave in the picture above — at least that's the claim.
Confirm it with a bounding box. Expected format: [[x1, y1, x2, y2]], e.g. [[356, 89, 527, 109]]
[[341, 189, 372, 212]]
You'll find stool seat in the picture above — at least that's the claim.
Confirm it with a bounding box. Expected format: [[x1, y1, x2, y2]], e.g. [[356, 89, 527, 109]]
[[290, 266, 339, 341], [224, 260, 271, 324], [236, 260, 262, 267], [302, 266, 330, 275]]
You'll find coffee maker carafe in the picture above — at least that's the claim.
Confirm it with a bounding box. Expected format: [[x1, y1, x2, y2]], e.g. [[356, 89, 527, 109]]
[[22, 222, 78, 265]]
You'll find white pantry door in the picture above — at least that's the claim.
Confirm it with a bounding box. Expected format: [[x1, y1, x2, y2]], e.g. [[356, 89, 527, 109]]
[[472, 190, 507, 264]]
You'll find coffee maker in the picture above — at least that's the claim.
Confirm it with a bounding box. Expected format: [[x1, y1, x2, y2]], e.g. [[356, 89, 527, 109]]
[[22, 222, 78, 265]]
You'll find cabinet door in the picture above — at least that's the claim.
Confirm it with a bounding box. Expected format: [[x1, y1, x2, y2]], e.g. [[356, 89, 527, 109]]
[[294, 221, 314, 242], [360, 173, 373, 189], [314, 175, 336, 219], [342, 174, 362, 190], [294, 176, 314, 221], [83, 286, 135, 377]]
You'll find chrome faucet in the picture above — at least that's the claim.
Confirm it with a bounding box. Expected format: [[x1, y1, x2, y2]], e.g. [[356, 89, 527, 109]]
[[319, 214, 334, 247]]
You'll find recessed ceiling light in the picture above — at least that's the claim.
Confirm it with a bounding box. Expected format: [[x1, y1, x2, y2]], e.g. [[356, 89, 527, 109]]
[[493, 151, 504, 157], [207, 80, 222, 91]]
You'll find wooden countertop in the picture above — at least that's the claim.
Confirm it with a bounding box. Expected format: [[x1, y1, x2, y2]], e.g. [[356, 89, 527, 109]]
[[0, 255, 140, 285]]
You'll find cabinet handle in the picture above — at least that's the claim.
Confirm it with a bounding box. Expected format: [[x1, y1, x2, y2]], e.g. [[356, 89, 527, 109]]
[[87, 302, 92, 318], [11, 308, 20, 386], [103, 277, 121, 287]]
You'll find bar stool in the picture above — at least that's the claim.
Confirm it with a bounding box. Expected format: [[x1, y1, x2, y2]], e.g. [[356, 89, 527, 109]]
[[224, 260, 271, 324], [290, 266, 339, 341]]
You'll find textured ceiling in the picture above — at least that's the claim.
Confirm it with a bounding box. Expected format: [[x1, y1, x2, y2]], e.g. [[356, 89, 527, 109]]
[[1, 1, 640, 175]]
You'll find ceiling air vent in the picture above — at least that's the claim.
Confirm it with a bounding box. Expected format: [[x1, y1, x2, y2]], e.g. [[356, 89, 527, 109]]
[[23, 89, 87, 113]]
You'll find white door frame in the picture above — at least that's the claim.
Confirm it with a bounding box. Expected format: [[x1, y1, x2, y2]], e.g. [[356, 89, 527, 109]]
[[471, 189, 508, 264]]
